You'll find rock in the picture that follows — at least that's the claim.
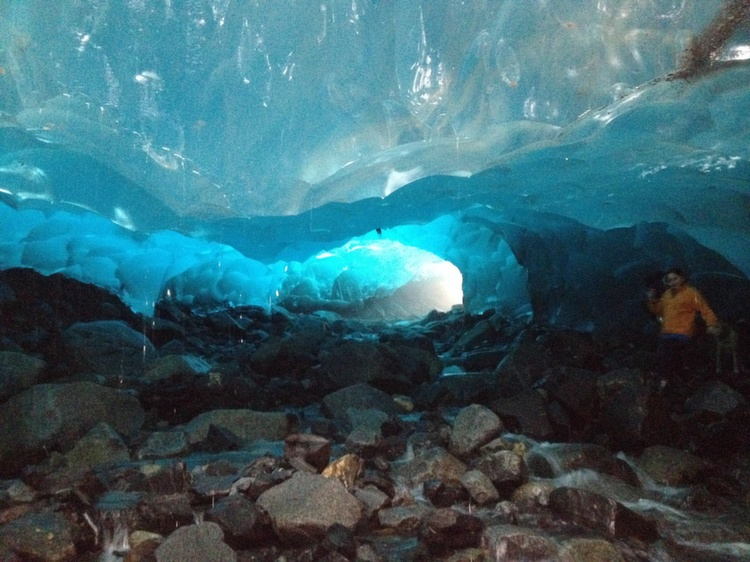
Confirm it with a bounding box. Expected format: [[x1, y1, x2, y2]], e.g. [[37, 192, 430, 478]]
[[595, 368, 674, 449], [391, 446, 467, 487], [0, 351, 46, 401], [460, 469, 500, 505], [549, 487, 658, 542], [353, 485, 391, 518], [492, 390, 554, 439], [511, 481, 554, 507], [377, 504, 431, 534], [144, 354, 212, 382], [127, 530, 162, 561], [637, 445, 710, 486], [539, 366, 599, 422], [0, 382, 144, 477], [256, 472, 364, 544], [322, 383, 399, 421], [559, 537, 625, 562], [423, 478, 469, 507], [493, 329, 553, 395], [182, 409, 293, 446], [154, 522, 236, 562], [345, 408, 389, 455], [64, 422, 131, 470], [284, 433, 331, 471], [0, 509, 77, 561], [481, 524, 558, 561], [449, 403, 503, 457], [322, 453, 364, 490], [525, 443, 629, 481], [0, 479, 36, 506], [473, 450, 528, 496], [62, 320, 157, 377], [321, 339, 435, 393], [685, 380, 746, 416], [419, 508, 483, 552], [205, 494, 269, 548], [137, 431, 190, 460]]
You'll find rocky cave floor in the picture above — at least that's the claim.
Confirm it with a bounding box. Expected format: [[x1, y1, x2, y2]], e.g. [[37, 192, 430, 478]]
[[0, 268, 750, 561]]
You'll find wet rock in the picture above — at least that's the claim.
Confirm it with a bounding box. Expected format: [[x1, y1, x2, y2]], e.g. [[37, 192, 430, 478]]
[[511, 481, 554, 508], [415, 372, 499, 408], [64, 422, 130, 470], [182, 409, 293, 446], [321, 340, 400, 390], [377, 504, 431, 534], [136, 492, 195, 536], [559, 537, 625, 562], [492, 390, 553, 439], [144, 354, 212, 382], [539, 366, 599, 423], [391, 446, 467, 487], [685, 380, 746, 416], [137, 430, 190, 460], [191, 424, 242, 453], [126, 530, 162, 561], [460, 469, 500, 505], [0, 479, 36, 507], [0, 350, 46, 401], [637, 445, 710, 486], [0, 382, 144, 477], [345, 408, 389, 455], [595, 368, 674, 449], [493, 329, 553, 395], [322, 453, 364, 490], [62, 320, 157, 377], [319, 522, 358, 560], [256, 472, 364, 544], [423, 478, 469, 507], [473, 450, 528, 497], [205, 494, 270, 548], [449, 403, 503, 457], [0, 268, 139, 352], [549, 486, 658, 542], [284, 433, 331, 471], [0, 509, 77, 561], [525, 443, 628, 480], [354, 485, 391, 518], [481, 524, 558, 560], [419, 507, 483, 552], [322, 383, 399, 421], [154, 521, 236, 562]]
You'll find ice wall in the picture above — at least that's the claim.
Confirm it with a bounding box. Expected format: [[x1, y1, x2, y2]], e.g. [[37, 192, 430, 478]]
[[0, 0, 749, 327]]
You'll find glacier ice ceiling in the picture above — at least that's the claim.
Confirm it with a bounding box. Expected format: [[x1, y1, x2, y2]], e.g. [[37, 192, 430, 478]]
[[0, 0, 749, 329]]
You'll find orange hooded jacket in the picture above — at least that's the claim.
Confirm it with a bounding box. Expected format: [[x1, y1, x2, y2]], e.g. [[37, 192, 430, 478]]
[[647, 284, 719, 337]]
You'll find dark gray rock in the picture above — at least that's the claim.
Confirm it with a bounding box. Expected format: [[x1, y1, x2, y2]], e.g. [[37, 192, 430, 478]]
[[0, 350, 46, 401], [473, 450, 528, 497], [256, 472, 364, 544], [549, 487, 658, 542], [492, 390, 553, 439], [155, 521, 236, 562], [62, 320, 157, 377], [481, 524, 558, 560], [0, 509, 77, 561], [182, 409, 294, 446], [449, 403, 503, 457], [322, 383, 399, 421], [0, 382, 144, 477]]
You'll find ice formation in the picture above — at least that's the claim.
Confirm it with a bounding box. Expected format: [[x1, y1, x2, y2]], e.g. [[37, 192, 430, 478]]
[[0, 0, 748, 328]]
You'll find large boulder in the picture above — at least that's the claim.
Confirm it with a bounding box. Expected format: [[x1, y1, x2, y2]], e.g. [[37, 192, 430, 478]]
[[182, 409, 294, 446], [0, 382, 144, 476], [62, 320, 157, 377], [256, 472, 364, 544], [322, 383, 400, 421], [0, 350, 46, 401], [449, 403, 503, 457], [155, 522, 236, 562]]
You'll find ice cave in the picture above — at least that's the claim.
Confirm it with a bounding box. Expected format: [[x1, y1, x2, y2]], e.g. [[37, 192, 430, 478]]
[[1, 1, 750, 560]]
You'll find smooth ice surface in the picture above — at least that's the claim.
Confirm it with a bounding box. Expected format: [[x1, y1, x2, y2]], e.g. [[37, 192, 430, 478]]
[[0, 1, 748, 323]]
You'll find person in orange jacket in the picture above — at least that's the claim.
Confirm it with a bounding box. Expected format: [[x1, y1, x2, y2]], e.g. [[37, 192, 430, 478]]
[[646, 267, 721, 389]]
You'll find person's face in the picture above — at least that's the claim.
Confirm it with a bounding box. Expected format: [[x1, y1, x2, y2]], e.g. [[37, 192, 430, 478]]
[[663, 272, 685, 290]]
